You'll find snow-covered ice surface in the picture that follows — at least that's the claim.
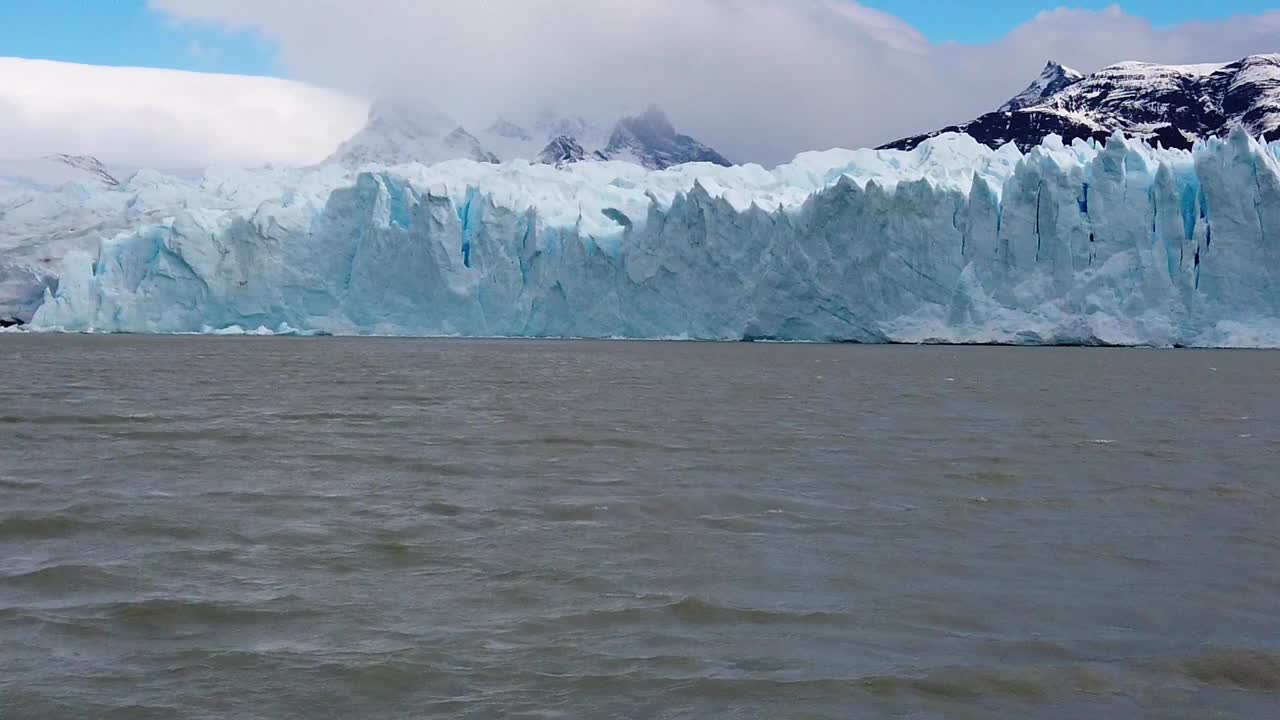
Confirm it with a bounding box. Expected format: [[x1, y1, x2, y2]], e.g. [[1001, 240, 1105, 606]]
[[12, 130, 1280, 346]]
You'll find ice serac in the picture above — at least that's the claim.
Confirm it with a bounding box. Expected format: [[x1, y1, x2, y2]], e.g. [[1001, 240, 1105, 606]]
[[26, 130, 1280, 347]]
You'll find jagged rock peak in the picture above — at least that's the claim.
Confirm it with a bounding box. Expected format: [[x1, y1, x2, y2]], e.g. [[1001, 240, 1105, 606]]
[[537, 135, 588, 168], [999, 61, 1085, 112], [604, 105, 732, 170]]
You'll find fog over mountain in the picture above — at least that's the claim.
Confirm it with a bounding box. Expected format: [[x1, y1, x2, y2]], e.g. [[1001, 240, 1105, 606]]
[[147, 1, 1280, 164]]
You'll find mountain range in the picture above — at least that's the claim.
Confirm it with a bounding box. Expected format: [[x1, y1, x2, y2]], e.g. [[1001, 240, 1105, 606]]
[[9, 54, 1280, 181], [882, 53, 1280, 152], [334, 53, 1280, 168], [327, 102, 731, 170]]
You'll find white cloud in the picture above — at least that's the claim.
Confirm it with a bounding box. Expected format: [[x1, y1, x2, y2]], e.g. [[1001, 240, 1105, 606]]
[[148, 0, 1280, 165], [0, 57, 366, 167]]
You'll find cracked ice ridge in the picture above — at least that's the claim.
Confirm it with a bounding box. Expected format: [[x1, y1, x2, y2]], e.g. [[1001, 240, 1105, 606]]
[[16, 130, 1280, 346]]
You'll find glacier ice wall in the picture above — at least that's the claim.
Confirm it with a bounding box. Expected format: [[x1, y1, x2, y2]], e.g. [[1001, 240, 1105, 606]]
[[27, 130, 1280, 346]]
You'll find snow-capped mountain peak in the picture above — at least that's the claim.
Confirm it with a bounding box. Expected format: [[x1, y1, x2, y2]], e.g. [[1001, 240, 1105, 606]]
[[537, 135, 598, 168], [602, 105, 732, 169], [883, 53, 1280, 153], [1222, 53, 1280, 134], [999, 61, 1084, 112], [360, 99, 456, 139], [326, 100, 499, 167]]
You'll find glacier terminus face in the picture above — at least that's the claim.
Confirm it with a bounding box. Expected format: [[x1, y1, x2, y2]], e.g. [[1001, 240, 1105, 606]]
[[15, 130, 1280, 346]]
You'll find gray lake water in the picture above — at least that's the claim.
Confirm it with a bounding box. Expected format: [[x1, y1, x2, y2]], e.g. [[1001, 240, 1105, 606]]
[[1, 335, 1278, 719]]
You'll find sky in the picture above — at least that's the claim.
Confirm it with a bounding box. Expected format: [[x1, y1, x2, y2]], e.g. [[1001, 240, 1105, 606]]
[[5, 1, 1277, 69], [859, 1, 1280, 42], [0, 0, 274, 76], [2, 1, 1280, 166]]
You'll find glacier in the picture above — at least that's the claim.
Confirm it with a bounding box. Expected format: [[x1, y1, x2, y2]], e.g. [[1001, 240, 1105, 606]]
[[13, 130, 1280, 346]]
